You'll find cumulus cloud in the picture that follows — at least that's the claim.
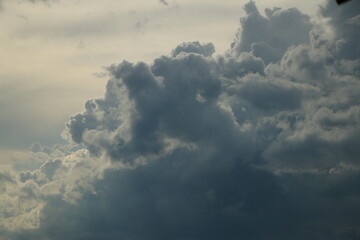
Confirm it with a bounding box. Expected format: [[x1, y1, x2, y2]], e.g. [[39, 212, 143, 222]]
[[1, 0, 360, 239], [0, 145, 102, 236], [231, 1, 313, 64]]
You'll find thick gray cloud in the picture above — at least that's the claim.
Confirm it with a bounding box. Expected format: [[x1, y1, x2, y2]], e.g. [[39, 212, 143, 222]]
[[1, 0, 360, 239], [320, 0, 360, 59], [231, 1, 313, 64], [65, 46, 245, 167]]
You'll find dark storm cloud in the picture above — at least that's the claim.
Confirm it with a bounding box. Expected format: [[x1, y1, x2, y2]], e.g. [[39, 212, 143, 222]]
[[65, 49, 246, 166], [2, 1, 360, 239], [231, 1, 313, 64], [58, 1, 359, 237], [258, 0, 360, 174], [37, 161, 291, 240], [320, 0, 360, 59], [60, 0, 360, 239]]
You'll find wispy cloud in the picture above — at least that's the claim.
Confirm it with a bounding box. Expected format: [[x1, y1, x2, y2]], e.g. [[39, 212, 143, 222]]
[[159, 0, 168, 6]]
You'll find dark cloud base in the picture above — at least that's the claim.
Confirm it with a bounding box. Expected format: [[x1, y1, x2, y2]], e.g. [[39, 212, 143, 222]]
[[7, 162, 360, 240], [41, 161, 289, 240], [2, 0, 360, 239]]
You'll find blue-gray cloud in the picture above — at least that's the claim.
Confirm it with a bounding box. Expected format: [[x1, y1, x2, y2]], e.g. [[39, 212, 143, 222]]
[[1, 0, 360, 239], [231, 1, 313, 64]]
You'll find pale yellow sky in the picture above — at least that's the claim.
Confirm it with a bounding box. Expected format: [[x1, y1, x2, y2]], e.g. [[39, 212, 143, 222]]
[[0, 0, 323, 152]]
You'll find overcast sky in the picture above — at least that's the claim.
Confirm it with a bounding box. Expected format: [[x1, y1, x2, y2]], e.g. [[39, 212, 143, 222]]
[[1, 0, 360, 239]]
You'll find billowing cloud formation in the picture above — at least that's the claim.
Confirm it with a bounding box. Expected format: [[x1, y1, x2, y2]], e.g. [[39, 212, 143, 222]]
[[1, 0, 360, 239], [0, 146, 102, 235], [231, 1, 313, 64]]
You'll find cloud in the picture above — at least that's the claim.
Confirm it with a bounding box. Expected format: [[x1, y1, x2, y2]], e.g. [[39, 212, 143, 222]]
[[159, 0, 168, 6], [320, 0, 360, 60], [0, 145, 102, 236], [0, 0, 54, 11], [23, 0, 55, 3], [230, 1, 313, 64], [64, 51, 246, 170], [1, 0, 360, 239], [172, 41, 215, 57]]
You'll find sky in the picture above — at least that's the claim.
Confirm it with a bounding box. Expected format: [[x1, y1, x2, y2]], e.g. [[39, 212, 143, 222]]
[[0, 0, 360, 239], [0, 0, 321, 150]]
